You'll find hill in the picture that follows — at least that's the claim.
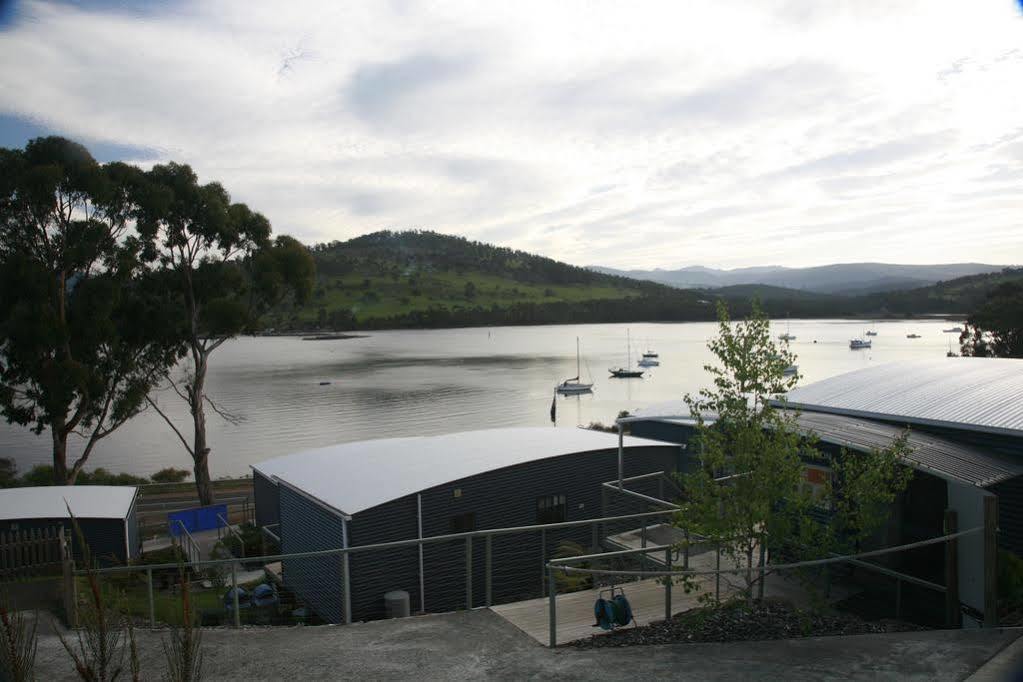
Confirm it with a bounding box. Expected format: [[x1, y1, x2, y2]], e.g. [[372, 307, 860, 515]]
[[264, 232, 1023, 331], [266, 231, 716, 330], [590, 262, 1006, 295]]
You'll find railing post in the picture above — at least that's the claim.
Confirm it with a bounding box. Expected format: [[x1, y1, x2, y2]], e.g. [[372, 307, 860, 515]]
[[984, 495, 998, 628], [895, 578, 902, 620], [548, 565, 557, 648], [342, 549, 352, 624], [485, 534, 493, 608], [232, 562, 241, 627], [945, 509, 960, 627], [715, 540, 721, 605], [683, 529, 690, 570], [757, 539, 766, 601], [665, 547, 672, 622], [591, 520, 599, 552], [147, 568, 155, 628], [641, 520, 647, 549], [540, 529, 546, 597], [465, 536, 473, 610]]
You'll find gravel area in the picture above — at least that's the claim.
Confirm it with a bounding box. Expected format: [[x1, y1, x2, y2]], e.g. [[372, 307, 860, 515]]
[[570, 598, 923, 648]]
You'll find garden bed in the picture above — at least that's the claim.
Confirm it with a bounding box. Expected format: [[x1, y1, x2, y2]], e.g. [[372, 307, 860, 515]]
[[569, 598, 923, 648]]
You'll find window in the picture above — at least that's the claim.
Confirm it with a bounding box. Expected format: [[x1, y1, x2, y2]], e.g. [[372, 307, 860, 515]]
[[536, 494, 566, 524], [450, 512, 476, 533]]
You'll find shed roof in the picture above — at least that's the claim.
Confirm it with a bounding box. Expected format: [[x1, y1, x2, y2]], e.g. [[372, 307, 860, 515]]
[[0, 486, 138, 521], [628, 401, 1023, 488], [252, 427, 674, 517], [777, 358, 1023, 438]]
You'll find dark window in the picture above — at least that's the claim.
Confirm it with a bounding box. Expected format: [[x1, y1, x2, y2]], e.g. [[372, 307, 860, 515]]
[[536, 494, 566, 524], [450, 512, 476, 533]]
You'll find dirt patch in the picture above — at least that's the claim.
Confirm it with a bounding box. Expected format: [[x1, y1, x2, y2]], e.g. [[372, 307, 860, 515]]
[[569, 598, 924, 648]]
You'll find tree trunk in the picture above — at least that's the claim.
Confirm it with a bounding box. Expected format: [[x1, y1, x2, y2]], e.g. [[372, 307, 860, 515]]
[[51, 421, 70, 485], [189, 351, 215, 506]]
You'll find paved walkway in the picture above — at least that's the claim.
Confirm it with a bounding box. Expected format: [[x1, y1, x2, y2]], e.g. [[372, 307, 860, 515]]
[[32, 609, 1021, 681]]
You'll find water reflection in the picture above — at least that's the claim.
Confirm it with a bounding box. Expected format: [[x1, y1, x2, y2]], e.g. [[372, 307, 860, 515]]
[[0, 319, 957, 477]]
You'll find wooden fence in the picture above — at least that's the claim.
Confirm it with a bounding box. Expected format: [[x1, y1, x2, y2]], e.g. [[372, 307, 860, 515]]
[[0, 526, 67, 581]]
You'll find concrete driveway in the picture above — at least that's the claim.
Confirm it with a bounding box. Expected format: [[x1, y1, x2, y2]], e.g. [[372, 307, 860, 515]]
[[33, 609, 1021, 681]]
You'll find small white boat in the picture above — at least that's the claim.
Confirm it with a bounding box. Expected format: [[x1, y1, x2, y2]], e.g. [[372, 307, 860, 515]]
[[906, 333, 921, 339], [642, 349, 659, 359], [557, 337, 593, 395], [865, 322, 878, 337], [778, 318, 796, 342], [782, 364, 798, 376], [849, 338, 872, 350], [637, 357, 659, 367], [943, 326, 963, 333]]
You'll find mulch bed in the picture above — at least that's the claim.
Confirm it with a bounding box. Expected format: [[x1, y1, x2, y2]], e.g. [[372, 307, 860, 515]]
[[569, 598, 923, 648]]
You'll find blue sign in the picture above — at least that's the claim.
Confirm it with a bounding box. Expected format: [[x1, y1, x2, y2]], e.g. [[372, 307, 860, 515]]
[[168, 504, 228, 536]]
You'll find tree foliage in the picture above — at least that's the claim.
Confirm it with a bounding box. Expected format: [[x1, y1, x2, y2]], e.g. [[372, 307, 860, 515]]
[[960, 281, 1023, 358], [676, 301, 912, 601], [135, 162, 314, 505], [0, 137, 182, 483]]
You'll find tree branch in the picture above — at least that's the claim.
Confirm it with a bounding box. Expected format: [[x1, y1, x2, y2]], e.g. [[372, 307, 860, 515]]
[[145, 395, 195, 458]]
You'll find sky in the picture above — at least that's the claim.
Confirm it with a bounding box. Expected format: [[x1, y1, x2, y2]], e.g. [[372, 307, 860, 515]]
[[1, 0, 1022, 270]]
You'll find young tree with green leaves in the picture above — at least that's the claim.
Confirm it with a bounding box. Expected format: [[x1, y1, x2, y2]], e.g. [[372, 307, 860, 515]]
[[135, 163, 314, 505], [0, 137, 182, 484], [678, 301, 912, 601]]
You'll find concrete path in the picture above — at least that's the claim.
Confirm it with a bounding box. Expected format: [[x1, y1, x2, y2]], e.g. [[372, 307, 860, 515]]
[[33, 609, 1021, 681]]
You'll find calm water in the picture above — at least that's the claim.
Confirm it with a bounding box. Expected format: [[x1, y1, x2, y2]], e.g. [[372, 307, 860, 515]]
[[0, 319, 959, 478]]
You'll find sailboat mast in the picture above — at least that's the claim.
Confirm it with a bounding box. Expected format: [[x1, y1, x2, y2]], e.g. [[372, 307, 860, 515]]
[[575, 336, 581, 379]]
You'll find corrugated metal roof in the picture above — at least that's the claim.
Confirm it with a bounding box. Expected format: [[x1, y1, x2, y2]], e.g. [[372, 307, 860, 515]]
[[0, 486, 138, 521], [628, 398, 1023, 488], [252, 427, 673, 517], [793, 411, 1023, 488], [778, 358, 1023, 438]]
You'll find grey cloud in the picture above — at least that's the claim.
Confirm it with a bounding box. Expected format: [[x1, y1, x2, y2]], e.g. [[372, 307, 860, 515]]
[[344, 53, 474, 125], [773, 130, 957, 181]]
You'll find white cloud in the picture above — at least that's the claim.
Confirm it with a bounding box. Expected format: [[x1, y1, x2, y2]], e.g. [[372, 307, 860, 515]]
[[0, 0, 1021, 268]]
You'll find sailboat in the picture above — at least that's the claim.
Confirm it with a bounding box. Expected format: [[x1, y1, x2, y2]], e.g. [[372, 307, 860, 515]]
[[778, 317, 796, 342], [609, 329, 644, 378], [865, 322, 878, 337], [557, 337, 594, 394]]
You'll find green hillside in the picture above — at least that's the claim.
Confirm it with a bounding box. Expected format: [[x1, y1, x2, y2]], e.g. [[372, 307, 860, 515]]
[[264, 231, 1023, 330], [265, 231, 711, 330]]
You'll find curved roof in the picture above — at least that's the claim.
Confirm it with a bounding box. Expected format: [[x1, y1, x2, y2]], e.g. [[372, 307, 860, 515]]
[[0, 486, 138, 521], [252, 427, 673, 517], [779, 358, 1023, 438]]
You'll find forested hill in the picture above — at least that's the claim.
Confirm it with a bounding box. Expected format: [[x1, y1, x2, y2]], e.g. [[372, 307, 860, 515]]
[[266, 230, 721, 330], [264, 231, 1023, 331]]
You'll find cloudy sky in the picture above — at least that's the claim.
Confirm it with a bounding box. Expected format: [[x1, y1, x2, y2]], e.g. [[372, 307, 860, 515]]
[[1, 0, 1022, 269]]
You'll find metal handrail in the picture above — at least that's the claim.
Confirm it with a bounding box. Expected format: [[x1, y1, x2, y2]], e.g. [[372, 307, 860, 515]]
[[216, 513, 246, 559], [82, 508, 677, 575]]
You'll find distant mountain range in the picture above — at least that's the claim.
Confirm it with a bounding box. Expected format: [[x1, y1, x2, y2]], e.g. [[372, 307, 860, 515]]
[[587, 263, 1006, 295]]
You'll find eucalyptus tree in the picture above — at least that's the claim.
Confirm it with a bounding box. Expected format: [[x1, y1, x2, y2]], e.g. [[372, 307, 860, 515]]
[[960, 280, 1023, 359], [0, 137, 182, 483], [136, 163, 314, 505]]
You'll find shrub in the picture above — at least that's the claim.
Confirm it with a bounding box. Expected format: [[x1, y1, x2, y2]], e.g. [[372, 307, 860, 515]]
[[151, 468, 191, 484]]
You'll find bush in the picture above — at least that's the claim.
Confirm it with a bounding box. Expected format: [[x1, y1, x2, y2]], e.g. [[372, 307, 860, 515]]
[[151, 468, 192, 484]]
